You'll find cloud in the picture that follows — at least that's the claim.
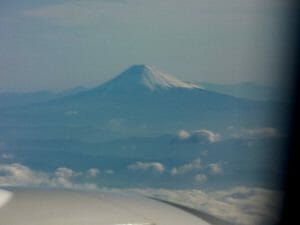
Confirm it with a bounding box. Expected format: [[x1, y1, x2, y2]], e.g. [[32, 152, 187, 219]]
[[194, 174, 207, 183], [87, 168, 100, 177], [204, 187, 283, 225], [54, 167, 75, 178], [174, 129, 220, 144], [0, 163, 98, 190], [191, 130, 221, 143], [126, 186, 283, 225], [128, 161, 165, 173], [208, 163, 222, 175], [171, 158, 203, 176], [0, 162, 282, 225], [177, 129, 190, 140], [232, 127, 281, 140], [0, 163, 48, 187]]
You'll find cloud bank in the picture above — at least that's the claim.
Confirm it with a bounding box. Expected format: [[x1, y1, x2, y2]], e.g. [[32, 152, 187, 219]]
[[194, 174, 207, 183], [175, 129, 221, 144], [171, 158, 203, 176], [0, 163, 283, 225], [208, 163, 223, 175], [128, 161, 165, 173], [126, 187, 283, 225], [171, 159, 223, 180], [87, 168, 100, 177], [0, 163, 98, 190]]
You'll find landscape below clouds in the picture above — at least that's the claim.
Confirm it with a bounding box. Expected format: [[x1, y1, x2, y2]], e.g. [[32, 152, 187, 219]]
[[0, 162, 283, 225], [0, 125, 286, 189], [0, 65, 289, 225]]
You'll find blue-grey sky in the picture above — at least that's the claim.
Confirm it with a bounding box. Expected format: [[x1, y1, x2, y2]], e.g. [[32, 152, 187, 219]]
[[0, 0, 289, 92]]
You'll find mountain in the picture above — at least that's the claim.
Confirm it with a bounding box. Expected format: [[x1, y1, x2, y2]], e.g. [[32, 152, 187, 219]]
[[96, 64, 200, 93], [0, 65, 285, 141], [0, 86, 88, 109], [198, 81, 289, 101]]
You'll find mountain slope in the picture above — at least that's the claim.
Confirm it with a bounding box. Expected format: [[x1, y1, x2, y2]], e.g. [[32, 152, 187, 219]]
[[0, 86, 88, 109], [0, 65, 284, 141], [97, 64, 200, 92]]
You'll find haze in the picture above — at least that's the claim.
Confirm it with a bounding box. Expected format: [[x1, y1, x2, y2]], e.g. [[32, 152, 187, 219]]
[[0, 0, 289, 92]]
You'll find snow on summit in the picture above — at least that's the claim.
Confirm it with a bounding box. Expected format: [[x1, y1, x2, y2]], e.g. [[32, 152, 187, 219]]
[[101, 64, 200, 92]]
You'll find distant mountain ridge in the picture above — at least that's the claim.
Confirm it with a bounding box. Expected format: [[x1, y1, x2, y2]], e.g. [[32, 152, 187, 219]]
[[0, 65, 288, 109], [0, 64, 285, 141], [0, 86, 88, 108], [199, 81, 289, 101]]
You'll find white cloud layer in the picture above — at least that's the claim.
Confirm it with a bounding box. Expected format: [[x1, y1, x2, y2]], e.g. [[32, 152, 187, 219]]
[[87, 168, 100, 177], [194, 174, 207, 183], [0, 163, 283, 225], [171, 158, 203, 176], [54, 167, 75, 178], [175, 129, 220, 144], [177, 130, 190, 140], [208, 163, 222, 175], [128, 161, 165, 173], [126, 187, 283, 225], [0, 163, 98, 190]]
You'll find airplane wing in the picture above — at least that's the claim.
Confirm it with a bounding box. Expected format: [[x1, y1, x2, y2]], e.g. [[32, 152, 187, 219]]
[[150, 198, 233, 225], [0, 188, 233, 225]]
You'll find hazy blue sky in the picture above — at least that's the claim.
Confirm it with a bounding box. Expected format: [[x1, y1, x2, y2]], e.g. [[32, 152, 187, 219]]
[[0, 0, 289, 92]]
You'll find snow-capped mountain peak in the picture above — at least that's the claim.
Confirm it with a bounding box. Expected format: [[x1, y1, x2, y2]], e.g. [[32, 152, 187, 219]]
[[101, 64, 200, 92]]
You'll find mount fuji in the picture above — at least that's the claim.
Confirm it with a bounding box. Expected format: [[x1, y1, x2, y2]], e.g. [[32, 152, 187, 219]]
[[0, 64, 283, 140], [97, 64, 200, 93]]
